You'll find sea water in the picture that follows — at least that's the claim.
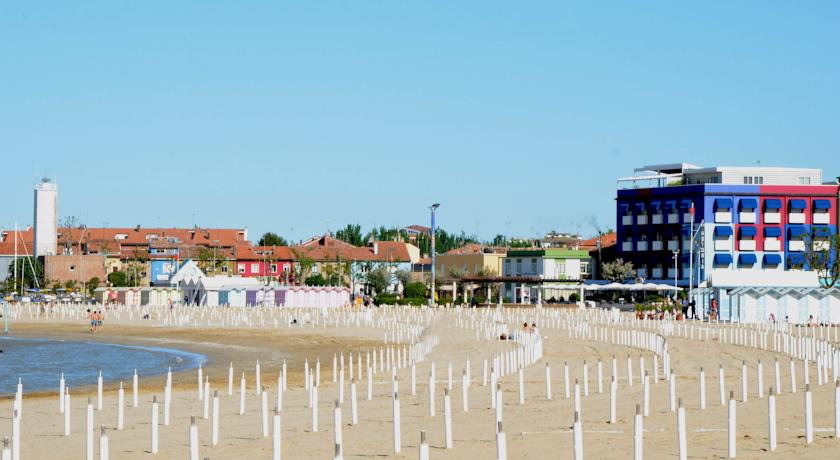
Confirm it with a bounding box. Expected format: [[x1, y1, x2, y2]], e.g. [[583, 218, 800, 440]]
[[0, 336, 207, 395]]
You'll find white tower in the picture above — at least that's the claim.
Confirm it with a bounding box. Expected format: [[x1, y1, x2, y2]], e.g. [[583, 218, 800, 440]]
[[34, 178, 58, 257]]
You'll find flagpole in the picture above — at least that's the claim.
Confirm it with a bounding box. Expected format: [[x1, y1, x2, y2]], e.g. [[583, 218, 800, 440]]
[[689, 205, 694, 317]]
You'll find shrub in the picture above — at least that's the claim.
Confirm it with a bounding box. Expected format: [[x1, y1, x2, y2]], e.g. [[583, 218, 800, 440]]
[[404, 282, 426, 299]]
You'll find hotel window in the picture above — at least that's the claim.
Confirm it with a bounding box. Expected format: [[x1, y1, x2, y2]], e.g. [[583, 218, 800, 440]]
[[530, 258, 537, 274], [251, 263, 259, 272], [516, 258, 522, 273], [798, 177, 811, 185], [270, 264, 278, 273], [221, 265, 228, 273]]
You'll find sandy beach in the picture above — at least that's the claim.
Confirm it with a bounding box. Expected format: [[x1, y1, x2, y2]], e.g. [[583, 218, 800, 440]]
[[1, 305, 839, 459]]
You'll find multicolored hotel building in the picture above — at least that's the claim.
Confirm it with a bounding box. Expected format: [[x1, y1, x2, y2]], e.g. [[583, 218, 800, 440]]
[[616, 164, 839, 295]]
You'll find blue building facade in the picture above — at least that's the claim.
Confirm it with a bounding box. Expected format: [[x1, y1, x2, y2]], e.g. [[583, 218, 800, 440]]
[[617, 183, 839, 318]]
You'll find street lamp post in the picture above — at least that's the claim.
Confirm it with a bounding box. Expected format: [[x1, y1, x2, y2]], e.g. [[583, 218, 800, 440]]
[[672, 249, 680, 301], [429, 203, 440, 306]]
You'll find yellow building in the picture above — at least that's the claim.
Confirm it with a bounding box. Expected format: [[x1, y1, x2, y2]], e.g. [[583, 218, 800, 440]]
[[435, 243, 506, 280]]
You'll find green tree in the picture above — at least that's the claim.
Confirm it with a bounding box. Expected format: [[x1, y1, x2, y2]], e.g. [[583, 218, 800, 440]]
[[87, 277, 101, 295], [258, 232, 288, 246], [108, 271, 129, 287], [366, 266, 390, 295], [601, 258, 636, 282], [394, 269, 410, 289], [805, 229, 840, 288], [335, 224, 364, 246], [5, 257, 44, 291], [404, 282, 426, 299], [490, 234, 508, 247], [292, 249, 315, 285], [304, 274, 328, 286]]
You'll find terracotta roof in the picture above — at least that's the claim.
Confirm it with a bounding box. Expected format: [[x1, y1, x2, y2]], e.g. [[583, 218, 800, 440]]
[[292, 235, 413, 262], [235, 245, 295, 261], [1, 227, 248, 250], [579, 232, 617, 250]]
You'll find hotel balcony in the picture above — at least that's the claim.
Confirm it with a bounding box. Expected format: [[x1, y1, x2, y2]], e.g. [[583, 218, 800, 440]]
[[764, 212, 781, 224], [739, 212, 756, 224], [789, 213, 805, 224], [764, 238, 781, 252]]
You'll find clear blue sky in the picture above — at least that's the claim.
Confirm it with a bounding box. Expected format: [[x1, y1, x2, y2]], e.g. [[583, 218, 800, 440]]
[[2, 1, 838, 243]]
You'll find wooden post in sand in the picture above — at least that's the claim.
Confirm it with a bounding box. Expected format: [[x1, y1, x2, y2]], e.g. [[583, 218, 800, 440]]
[[805, 384, 813, 445], [333, 400, 342, 458], [643, 372, 650, 417], [203, 377, 210, 419], [790, 360, 797, 394], [573, 410, 583, 460], [198, 364, 204, 400], [757, 360, 764, 399], [86, 398, 94, 460], [99, 426, 109, 460], [677, 399, 687, 460], [727, 391, 735, 458], [256, 360, 262, 395], [189, 416, 199, 460], [634, 404, 642, 460], [719, 365, 726, 406], [835, 380, 840, 439], [669, 371, 676, 412], [118, 382, 125, 429], [393, 392, 401, 454], [272, 408, 281, 460], [350, 378, 358, 425], [151, 396, 159, 454], [564, 362, 570, 399], [699, 367, 706, 410], [97, 371, 103, 411], [496, 422, 507, 460], [64, 388, 71, 436], [518, 366, 525, 404], [2, 438, 10, 460], [597, 359, 603, 394], [419, 431, 429, 460], [212, 391, 219, 446], [59, 373, 65, 414], [768, 387, 776, 451], [239, 373, 246, 415], [228, 363, 234, 396], [133, 370, 139, 408], [545, 363, 552, 400], [462, 370, 469, 412], [262, 387, 270, 438], [609, 375, 616, 423]]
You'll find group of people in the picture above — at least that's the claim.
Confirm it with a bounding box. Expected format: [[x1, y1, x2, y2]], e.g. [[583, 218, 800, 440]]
[[87, 309, 105, 333]]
